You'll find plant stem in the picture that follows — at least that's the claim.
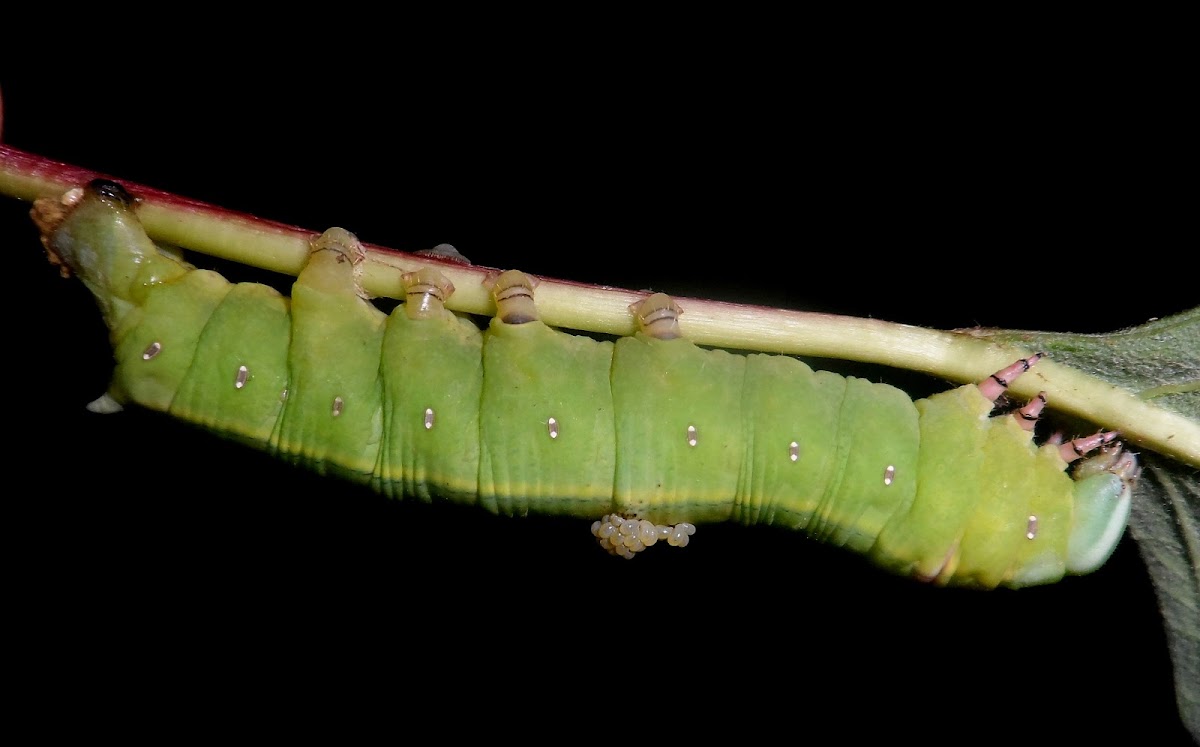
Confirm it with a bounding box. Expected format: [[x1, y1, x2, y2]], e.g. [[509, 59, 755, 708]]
[[2, 144, 1197, 467]]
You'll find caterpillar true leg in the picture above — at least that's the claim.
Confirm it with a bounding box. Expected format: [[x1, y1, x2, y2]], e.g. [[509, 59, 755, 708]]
[[1058, 430, 1120, 463], [978, 352, 1044, 402], [1013, 393, 1047, 431]]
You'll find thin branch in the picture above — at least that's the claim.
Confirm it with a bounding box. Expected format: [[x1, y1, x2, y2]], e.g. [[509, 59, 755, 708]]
[[2, 144, 1197, 467]]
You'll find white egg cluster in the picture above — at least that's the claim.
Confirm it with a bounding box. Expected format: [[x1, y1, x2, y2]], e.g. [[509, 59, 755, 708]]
[[590, 513, 697, 559]]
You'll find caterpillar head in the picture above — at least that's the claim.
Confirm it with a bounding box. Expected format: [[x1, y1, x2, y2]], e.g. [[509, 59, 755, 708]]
[[1065, 443, 1139, 575]]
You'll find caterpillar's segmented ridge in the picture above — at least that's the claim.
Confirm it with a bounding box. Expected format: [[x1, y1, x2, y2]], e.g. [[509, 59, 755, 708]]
[[39, 181, 1138, 589]]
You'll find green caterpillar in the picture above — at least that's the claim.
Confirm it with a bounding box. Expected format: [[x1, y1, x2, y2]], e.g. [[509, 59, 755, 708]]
[[40, 179, 1137, 589]]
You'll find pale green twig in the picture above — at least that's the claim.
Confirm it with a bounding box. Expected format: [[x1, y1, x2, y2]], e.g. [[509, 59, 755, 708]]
[[2, 144, 1197, 467]]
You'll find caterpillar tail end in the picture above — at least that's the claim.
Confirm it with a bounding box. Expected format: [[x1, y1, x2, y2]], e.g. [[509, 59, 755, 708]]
[[590, 514, 696, 559], [35, 179, 191, 331]]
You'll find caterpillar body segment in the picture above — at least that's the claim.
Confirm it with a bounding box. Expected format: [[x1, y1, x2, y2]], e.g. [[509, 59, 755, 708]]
[[479, 275, 617, 518], [375, 269, 482, 504], [41, 180, 1137, 589]]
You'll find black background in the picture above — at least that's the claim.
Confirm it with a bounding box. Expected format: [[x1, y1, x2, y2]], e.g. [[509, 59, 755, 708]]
[[2, 54, 1194, 744]]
